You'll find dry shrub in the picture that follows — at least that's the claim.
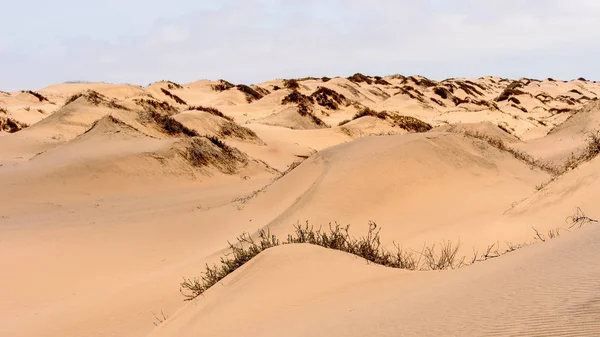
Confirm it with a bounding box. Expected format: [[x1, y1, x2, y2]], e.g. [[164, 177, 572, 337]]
[[282, 90, 314, 115], [430, 97, 446, 107], [184, 136, 248, 174], [310, 87, 348, 110], [462, 130, 560, 175], [65, 90, 129, 110], [283, 79, 300, 90], [338, 119, 351, 126], [433, 86, 451, 99], [408, 76, 437, 88], [455, 80, 484, 96], [0, 115, 27, 133], [211, 79, 235, 92], [347, 73, 373, 85], [161, 88, 187, 105], [390, 115, 432, 133], [145, 111, 198, 137], [219, 120, 259, 141], [353, 107, 388, 120], [24, 90, 49, 102], [236, 85, 264, 103], [352, 108, 431, 132], [570, 89, 583, 95], [135, 99, 179, 115], [508, 97, 521, 104], [189, 105, 233, 121], [373, 76, 391, 85], [321, 76, 332, 82], [180, 222, 462, 300], [495, 81, 526, 102]]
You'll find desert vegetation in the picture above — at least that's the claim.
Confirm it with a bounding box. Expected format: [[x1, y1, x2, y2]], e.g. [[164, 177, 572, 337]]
[[351, 107, 432, 132], [236, 85, 264, 103], [495, 81, 526, 102], [310, 87, 348, 110], [211, 79, 235, 92], [160, 88, 187, 105], [283, 79, 300, 90], [0, 114, 27, 133], [181, 207, 596, 300], [347, 73, 373, 85], [183, 136, 248, 174], [144, 111, 198, 137], [135, 98, 179, 115], [64, 90, 130, 110], [188, 105, 233, 121], [24, 90, 49, 102]]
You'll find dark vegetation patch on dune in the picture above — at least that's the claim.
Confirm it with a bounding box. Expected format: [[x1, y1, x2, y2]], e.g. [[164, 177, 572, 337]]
[[65, 90, 130, 110], [141, 111, 199, 137], [455, 80, 484, 96], [211, 79, 235, 92], [236, 85, 264, 103], [135, 98, 179, 115], [373, 76, 391, 85], [310, 87, 348, 110], [283, 79, 300, 90], [281, 90, 327, 127], [395, 86, 425, 103], [160, 88, 187, 105], [0, 113, 28, 133], [495, 81, 526, 102], [183, 136, 248, 174], [189, 105, 233, 121], [23, 90, 50, 102], [347, 73, 373, 85], [352, 107, 432, 132], [408, 76, 437, 88]]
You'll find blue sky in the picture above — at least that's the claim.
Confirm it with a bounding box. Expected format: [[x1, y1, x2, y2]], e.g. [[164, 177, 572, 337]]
[[1, 0, 599, 91]]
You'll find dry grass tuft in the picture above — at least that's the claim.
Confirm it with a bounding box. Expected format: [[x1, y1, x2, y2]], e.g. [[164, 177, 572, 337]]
[[283, 79, 300, 90], [352, 108, 432, 132], [495, 81, 526, 102], [310, 87, 348, 110], [211, 79, 235, 92], [180, 222, 463, 300], [65, 90, 130, 110], [0, 115, 28, 133], [144, 111, 198, 137], [347, 73, 373, 85], [189, 105, 233, 121], [236, 85, 264, 103], [135, 99, 179, 115], [24, 90, 49, 102], [160, 88, 187, 105], [184, 136, 248, 174], [462, 130, 560, 175]]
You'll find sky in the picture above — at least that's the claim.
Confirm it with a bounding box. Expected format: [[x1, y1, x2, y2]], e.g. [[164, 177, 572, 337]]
[[1, 0, 599, 91]]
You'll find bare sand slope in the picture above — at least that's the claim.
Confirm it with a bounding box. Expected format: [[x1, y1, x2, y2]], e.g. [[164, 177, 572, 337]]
[[1, 75, 599, 337], [236, 132, 549, 250], [150, 223, 600, 337], [513, 101, 600, 165]]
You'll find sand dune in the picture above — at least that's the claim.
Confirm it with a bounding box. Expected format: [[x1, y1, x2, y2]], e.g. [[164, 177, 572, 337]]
[[1, 74, 599, 337]]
